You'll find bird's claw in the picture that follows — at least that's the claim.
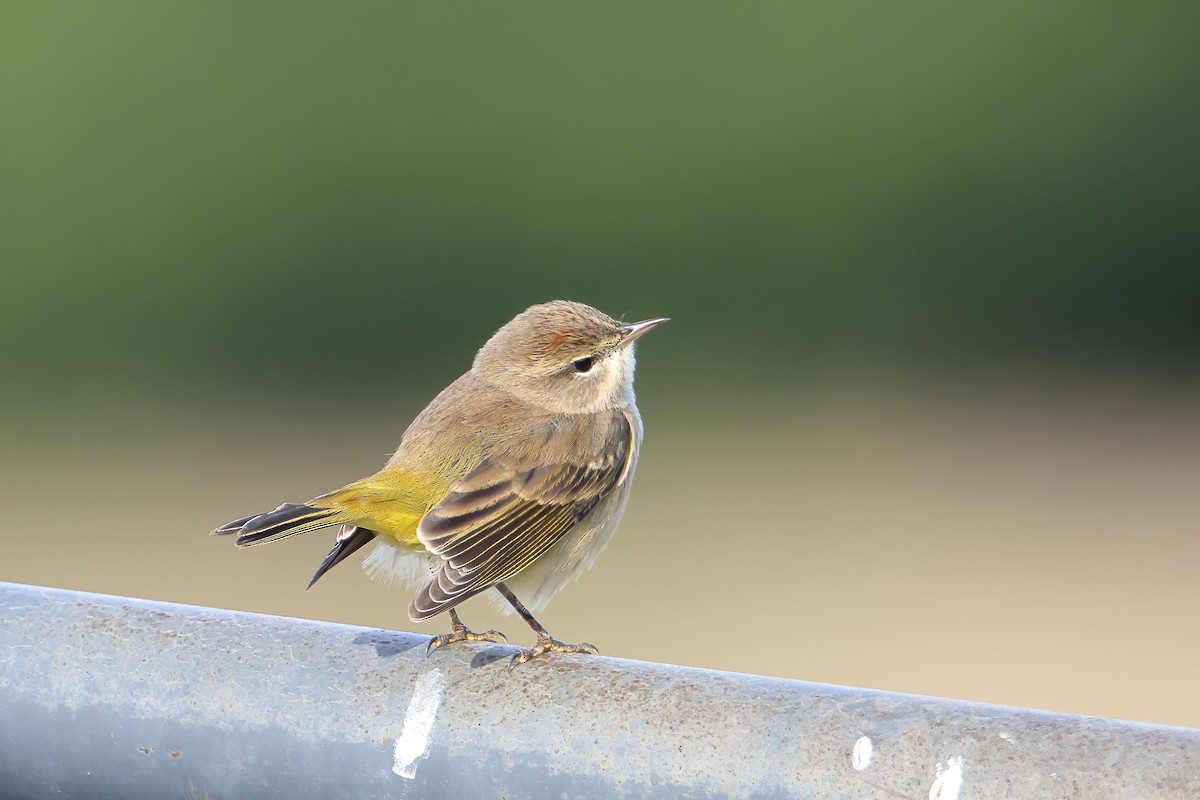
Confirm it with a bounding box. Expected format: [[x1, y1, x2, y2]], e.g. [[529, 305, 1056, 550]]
[[426, 626, 507, 656], [509, 636, 599, 667]]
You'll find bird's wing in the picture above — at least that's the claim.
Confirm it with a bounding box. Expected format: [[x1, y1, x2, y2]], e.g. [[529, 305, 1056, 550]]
[[409, 412, 634, 620]]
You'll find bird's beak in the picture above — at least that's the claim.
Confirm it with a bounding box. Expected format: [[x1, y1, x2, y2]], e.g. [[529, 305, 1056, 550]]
[[617, 317, 669, 348]]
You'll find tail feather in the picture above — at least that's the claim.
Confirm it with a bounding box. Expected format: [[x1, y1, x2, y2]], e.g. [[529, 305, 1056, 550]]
[[213, 503, 341, 548], [307, 525, 376, 589], [210, 513, 260, 536]]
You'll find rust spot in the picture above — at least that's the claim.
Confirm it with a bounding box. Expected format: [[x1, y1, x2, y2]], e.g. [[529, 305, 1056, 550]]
[[168, 750, 182, 759], [137, 747, 154, 755]]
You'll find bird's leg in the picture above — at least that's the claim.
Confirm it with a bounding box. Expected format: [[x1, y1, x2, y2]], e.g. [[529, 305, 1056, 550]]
[[496, 582, 599, 666], [426, 608, 507, 656]]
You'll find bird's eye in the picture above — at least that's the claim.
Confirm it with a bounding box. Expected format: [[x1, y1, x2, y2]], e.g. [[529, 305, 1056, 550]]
[[571, 356, 595, 374]]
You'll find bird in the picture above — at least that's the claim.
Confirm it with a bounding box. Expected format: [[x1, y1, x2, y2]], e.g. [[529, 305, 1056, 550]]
[[212, 300, 666, 664]]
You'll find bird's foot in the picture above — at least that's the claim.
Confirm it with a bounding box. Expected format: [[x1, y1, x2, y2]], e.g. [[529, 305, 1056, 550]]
[[510, 633, 599, 667], [426, 621, 507, 656]]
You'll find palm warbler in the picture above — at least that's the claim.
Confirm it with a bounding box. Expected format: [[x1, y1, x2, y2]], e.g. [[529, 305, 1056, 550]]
[[213, 300, 666, 663]]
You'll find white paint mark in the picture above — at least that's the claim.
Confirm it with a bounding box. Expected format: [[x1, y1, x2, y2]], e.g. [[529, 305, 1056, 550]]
[[852, 736, 873, 771], [998, 731, 1014, 743], [393, 669, 447, 779], [929, 755, 964, 800]]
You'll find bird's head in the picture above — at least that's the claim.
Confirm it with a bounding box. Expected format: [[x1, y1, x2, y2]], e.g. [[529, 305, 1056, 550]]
[[473, 300, 667, 414]]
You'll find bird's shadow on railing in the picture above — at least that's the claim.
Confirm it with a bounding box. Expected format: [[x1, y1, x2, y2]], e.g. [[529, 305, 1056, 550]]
[[468, 647, 510, 668], [350, 630, 511, 668], [351, 630, 426, 658]]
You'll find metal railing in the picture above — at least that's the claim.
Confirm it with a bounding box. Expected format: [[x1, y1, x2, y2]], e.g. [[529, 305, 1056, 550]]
[[1, 581, 1197, 799]]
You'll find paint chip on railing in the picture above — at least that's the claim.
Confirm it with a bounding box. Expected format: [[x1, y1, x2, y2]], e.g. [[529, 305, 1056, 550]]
[[393, 669, 447, 779], [929, 755, 964, 800], [852, 736, 873, 771]]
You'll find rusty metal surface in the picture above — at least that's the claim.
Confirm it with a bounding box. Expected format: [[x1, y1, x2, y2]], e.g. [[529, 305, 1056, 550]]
[[1, 581, 1197, 800]]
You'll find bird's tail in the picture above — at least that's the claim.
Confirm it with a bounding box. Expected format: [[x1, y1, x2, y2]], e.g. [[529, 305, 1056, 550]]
[[211, 502, 344, 547]]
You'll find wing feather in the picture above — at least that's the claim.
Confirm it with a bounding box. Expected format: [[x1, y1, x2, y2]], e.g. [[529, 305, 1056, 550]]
[[409, 413, 633, 620]]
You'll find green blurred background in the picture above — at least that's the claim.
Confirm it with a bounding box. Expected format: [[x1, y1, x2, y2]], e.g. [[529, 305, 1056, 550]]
[[3, 4, 1198, 727]]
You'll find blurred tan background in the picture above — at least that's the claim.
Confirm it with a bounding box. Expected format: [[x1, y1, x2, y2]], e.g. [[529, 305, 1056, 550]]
[[2, 4, 1198, 728]]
